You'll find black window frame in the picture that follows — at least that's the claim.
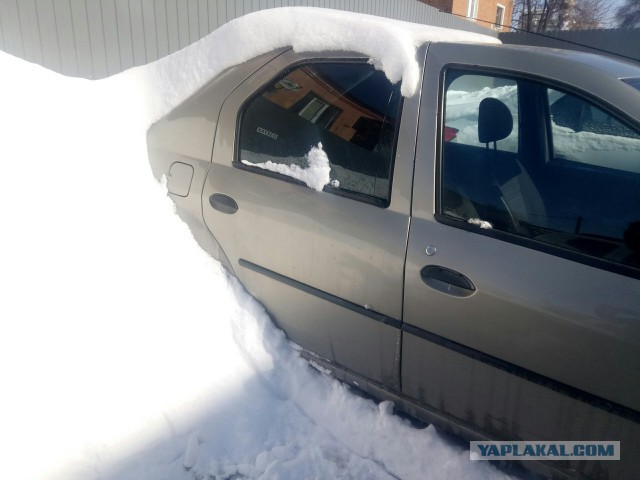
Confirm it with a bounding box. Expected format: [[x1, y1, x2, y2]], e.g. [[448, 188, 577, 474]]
[[234, 58, 404, 209], [435, 65, 640, 280]]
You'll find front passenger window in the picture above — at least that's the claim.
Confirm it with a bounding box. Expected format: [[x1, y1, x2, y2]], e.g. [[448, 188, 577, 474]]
[[440, 70, 640, 272]]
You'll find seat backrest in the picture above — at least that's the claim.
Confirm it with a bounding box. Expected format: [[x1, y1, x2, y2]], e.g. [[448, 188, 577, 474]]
[[476, 98, 548, 230]]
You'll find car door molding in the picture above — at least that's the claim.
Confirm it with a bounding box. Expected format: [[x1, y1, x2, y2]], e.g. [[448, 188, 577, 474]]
[[242, 255, 640, 423], [238, 259, 403, 329], [402, 323, 640, 424]]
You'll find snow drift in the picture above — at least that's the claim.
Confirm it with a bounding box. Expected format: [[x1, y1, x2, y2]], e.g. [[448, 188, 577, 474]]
[[0, 8, 508, 480]]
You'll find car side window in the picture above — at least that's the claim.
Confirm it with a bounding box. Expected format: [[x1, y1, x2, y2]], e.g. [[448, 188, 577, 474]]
[[444, 74, 518, 152], [237, 62, 402, 206], [441, 72, 525, 234], [548, 89, 640, 173], [441, 69, 640, 271]]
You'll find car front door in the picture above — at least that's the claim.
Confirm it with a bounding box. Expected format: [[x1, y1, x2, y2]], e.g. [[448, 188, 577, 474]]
[[402, 43, 640, 478], [202, 49, 421, 388]]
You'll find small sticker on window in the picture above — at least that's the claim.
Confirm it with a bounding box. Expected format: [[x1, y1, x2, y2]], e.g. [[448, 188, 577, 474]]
[[256, 127, 278, 140]]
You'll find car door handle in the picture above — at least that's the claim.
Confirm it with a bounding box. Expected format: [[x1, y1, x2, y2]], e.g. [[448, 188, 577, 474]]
[[209, 193, 238, 214], [420, 265, 475, 297]]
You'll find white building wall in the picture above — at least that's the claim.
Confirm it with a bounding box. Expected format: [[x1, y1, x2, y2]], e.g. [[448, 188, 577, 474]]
[[0, 0, 495, 79]]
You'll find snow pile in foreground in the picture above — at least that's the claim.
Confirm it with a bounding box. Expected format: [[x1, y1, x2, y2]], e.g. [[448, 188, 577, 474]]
[[0, 9, 508, 480], [242, 143, 332, 191]]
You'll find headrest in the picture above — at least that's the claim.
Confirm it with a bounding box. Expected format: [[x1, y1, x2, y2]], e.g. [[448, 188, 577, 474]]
[[478, 97, 513, 144]]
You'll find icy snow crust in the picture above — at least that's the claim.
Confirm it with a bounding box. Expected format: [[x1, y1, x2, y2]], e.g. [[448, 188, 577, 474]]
[[0, 8, 508, 480]]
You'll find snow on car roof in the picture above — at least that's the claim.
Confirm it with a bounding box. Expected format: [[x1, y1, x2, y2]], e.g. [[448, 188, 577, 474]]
[[221, 7, 500, 96], [126, 7, 500, 124]]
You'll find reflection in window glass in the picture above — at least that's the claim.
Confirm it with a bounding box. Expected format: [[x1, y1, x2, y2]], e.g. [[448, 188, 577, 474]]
[[467, 0, 478, 18], [548, 89, 640, 173], [544, 88, 640, 265], [495, 4, 505, 28], [238, 63, 402, 205]]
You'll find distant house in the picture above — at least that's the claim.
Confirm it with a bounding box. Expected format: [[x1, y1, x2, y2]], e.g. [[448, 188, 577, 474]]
[[419, 0, 513, 31]]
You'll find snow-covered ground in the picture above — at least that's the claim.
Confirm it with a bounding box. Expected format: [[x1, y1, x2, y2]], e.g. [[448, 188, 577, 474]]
[[0, 8, 510, 480]]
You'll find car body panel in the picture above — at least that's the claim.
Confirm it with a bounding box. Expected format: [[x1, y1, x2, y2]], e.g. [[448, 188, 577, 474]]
[[147, 49, 289, 272], [401, 43, 640, 479], [406, 41, 640, 407], [199, 49, 424, 387], [401, 331, 640, 480]]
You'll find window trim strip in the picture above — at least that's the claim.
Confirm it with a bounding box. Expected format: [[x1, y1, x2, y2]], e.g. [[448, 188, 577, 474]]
[[403, 323, 640, 423], [239, 259, 639, 422]]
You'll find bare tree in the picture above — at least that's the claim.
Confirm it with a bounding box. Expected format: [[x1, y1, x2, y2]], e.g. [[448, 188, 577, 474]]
[[513, 0, 572, 32], [567, 0, 612, 29], [616, 0, 640, 28], [513, 0, 612, 32]]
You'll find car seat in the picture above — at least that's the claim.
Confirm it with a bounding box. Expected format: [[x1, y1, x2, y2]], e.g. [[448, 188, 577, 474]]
[[478, 97, 548, 235]]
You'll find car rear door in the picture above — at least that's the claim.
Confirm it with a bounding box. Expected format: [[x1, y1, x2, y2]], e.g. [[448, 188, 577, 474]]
[[402, 43, 640, 478], [202, 49, 422, 388]]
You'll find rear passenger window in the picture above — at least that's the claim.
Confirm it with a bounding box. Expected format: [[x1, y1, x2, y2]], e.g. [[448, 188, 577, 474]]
[[237, 62, 402, 206], [440, 69, 640, 272]]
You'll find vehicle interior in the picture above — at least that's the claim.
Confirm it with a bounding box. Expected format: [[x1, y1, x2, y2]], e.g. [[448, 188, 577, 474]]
[[441, 70, 640, 273]]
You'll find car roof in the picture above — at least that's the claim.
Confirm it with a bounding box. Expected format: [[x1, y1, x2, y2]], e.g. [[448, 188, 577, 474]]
[[437, 41, 640, 80]]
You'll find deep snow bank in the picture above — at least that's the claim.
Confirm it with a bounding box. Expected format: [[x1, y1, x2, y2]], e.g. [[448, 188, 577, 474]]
[[0, 8, 508, 480]]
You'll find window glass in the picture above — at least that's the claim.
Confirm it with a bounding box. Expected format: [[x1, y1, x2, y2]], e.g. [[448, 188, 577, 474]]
[[623, 78, 640, 91], [467, 0, 478, 19], [238, 62, 402, 205], [441, 70, 640, 270], [444, 74, 518, 152], [545, 88, 640, 262], [548, 89, 640, 173]]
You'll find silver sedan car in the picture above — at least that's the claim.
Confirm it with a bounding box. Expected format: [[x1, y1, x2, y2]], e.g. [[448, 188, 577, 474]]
[[148, 40, 640, 480]]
